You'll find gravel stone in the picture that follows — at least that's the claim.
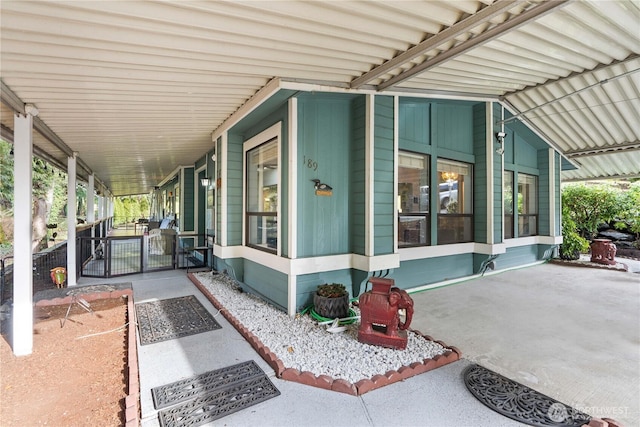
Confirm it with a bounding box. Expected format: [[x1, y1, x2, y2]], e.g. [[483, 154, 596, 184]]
[[196, 271, 447, 384]]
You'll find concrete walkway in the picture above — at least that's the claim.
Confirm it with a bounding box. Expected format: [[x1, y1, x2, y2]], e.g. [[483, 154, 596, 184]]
[[80, 270, 524, 427], [409, 259, 640, 426], [76, 258, 639, 426]]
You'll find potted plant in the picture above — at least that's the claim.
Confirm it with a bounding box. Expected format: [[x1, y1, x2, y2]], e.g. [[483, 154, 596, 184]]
[[313, 283, 349, 319]]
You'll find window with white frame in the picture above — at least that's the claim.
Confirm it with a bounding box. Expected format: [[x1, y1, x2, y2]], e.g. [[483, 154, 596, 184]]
[[245, 136, 279, 252], [518, 173, 537, 237], [504, 170, 514, 239], [437, 159, 473, 244], [398, 151, 430, 247]]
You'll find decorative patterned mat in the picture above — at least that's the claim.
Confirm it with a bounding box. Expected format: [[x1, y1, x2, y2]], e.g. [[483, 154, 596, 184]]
[[135, 295, 221, 345], [155, 360, 280, 427], [464, 364, 591, 427]]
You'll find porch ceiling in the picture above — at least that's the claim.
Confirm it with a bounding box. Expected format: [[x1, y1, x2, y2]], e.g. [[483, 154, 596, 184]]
[[1, 1, 638, 196]]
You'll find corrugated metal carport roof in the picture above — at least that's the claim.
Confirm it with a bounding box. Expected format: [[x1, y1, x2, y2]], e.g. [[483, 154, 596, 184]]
[[1, 0, 638, 195]]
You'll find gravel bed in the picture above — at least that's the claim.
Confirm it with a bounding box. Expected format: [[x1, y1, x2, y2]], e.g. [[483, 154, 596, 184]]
[[196, 271, 448, 384]]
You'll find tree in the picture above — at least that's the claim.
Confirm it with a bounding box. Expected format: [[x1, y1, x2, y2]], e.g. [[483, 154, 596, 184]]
[[561, 184, 619, 238]]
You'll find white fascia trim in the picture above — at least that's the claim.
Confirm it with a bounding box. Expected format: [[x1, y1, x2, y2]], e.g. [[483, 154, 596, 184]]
[[351, 253, 400, 272], [157, 165, 184, 188], [399, 242, 514, 260], [212, 245, 399, 276], [212, 78, 282, 141], [504, 236, 563, 248], [220, 132, 228, 246], [278, 79, 498, 103]]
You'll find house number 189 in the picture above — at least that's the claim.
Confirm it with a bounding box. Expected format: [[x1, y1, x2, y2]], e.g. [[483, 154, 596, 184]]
[[303, 155, 318, 171]]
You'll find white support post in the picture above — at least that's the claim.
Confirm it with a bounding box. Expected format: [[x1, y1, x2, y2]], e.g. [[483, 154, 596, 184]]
[[548, 148, 557, 236], [87, 174, 95, 223], [287, 97, 298, 316], [97, 195, 104, 237], [12, 112, 34, 356], [66, 154, 78, 287], [220, 132, 228, 247], [87, 175, 95, 252]]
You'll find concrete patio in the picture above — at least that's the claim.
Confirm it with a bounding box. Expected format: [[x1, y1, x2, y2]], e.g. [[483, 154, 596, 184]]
[[77, 258, 639, 426], [410, 259, 640, 426]]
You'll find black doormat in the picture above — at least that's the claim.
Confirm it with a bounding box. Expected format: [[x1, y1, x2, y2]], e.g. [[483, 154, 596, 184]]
[[155, 360, 280, 427], [135, 295, 221, 345], [463, 364, 591, 427]]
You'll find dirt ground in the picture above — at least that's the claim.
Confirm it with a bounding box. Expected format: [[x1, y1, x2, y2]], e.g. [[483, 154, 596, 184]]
[[0, 298, 128, 426]]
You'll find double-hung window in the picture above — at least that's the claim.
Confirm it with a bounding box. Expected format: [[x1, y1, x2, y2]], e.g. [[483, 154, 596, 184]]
[[437, 159, 473, 244], [518, 173, 537, 237], [398, 151, 430, 247], [245, 135, 279, 253], [504, 171, 514, 239]]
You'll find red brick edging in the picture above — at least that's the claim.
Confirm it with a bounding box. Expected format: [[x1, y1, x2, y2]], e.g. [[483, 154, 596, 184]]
[[188, 273, 461, 396], [35, 289, 141, 427]]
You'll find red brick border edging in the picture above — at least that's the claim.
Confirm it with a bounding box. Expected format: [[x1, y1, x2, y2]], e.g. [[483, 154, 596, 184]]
[[35, 289, 140, 427], [188, 273, 461, 396]]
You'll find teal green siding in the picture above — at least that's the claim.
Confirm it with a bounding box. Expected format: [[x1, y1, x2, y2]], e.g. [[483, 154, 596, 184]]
[[351, 96, 367, 255], [374, 96, 395, 255], [297, 94, 353, 257], [514, 134, 538, 169], [399, 99, 431, 152], [226, 134, 243, 246], [391, 254, 474, 290], [473, 103, 488, 243], [495, 245, 542, 269], [538, 149, 551, 235], [243, 259, 289, 311], [183, 167, 195, 231], [434, 103, 473, 154], [195, 155, 206, 169], [295, 269, 353, 311]]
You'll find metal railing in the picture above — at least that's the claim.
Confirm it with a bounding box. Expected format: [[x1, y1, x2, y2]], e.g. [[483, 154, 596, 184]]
[[1, 227, 212, 305]]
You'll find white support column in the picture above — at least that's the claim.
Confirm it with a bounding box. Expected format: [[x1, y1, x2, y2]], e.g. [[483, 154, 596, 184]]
[[87, 175, 95, 251], [66, 153, 78, 287], [365, 94, 375, 257], [393, 96, 399, 254], [220, 132, 228, 247], [12, 112, 34, 356], [287, 97, 298, 316], [87, 174, 95, 223], [548, 148, 557, 236], [98, 195, 105, 237]]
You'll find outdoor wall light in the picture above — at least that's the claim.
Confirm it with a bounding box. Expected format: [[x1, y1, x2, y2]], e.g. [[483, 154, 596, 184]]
[[495, 131, 506, 155], [25, 103, 39, 117], [200, 177, 210, 187]]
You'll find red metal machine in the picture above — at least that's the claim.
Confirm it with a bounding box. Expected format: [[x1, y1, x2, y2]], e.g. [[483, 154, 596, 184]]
[[358, 277, 414, 350]]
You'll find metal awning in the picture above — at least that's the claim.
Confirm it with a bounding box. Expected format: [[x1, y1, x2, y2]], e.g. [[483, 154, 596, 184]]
[[1, 0, 638, 195]]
